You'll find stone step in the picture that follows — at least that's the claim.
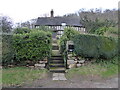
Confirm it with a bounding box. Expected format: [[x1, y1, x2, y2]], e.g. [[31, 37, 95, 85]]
[[52, 50, 60, 55], [50, 60, 64, 64], [50, 67, 66, 73], [52, 73, 67, 81], [52, 43, 58, 46], [51, 56, 63, 60], [52, 39, 57, 43], [52, 46, 59, 50], [50, 64, 64, 67]]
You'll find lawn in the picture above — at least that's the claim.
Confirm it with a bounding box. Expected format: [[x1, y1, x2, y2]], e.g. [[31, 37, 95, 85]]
[[2, 67, 48, 87], [66, 56, 118, 79]]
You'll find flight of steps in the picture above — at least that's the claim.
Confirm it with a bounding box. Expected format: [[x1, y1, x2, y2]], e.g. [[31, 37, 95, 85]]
[[49, 39, 66, 73]]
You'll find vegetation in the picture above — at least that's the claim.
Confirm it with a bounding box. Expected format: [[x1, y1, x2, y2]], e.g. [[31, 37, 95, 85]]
[[59, 27, 118, 60], [13, 27, 31, 34], [1, 9, 118, 87], [80, 16, 116, 34], [95, 27, 110, 35], [73, 34, 118, 59], [12, 30, 52, 65], [104, 26, 118, 38], [59, 27, 80, 53], [2, 27, 52, 66], [64, 8, 117, 34], [1, 16, 13, 33], [66, 56, 118, 79], [2, 34, 13, 66], [33, 26, 53, 32], [2, 67, 47, 87]]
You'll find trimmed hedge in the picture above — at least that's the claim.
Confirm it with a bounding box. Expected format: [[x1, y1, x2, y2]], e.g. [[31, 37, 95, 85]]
[[13, 30, 52, 64], [73, 34, 118, 59], [2, 34, 14, 65]]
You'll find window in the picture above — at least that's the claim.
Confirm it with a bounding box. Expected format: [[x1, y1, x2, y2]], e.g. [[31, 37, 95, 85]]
[[61, 23, 66, 26]]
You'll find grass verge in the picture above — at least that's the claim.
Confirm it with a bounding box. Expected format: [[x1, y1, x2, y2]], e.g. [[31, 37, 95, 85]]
[[66, 56, 118, 79], [2, 67, 48, 87]]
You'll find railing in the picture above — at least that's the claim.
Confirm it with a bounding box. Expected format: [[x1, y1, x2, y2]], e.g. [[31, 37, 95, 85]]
[[63, 50, 68, 69]]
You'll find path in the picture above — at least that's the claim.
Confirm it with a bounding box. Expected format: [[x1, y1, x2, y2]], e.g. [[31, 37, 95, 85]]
[[53, 73, 67, 80], [21, 72, 118, 88]]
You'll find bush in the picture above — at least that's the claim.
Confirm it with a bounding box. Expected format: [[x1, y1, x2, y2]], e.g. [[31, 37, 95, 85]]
[[95, 27, 109, 35], [2, 34, 14, 66], [59, 27, 80, 53], [13, 27, 31, 34], [73, 34, 118, 59], [12, 30, 52, 65]]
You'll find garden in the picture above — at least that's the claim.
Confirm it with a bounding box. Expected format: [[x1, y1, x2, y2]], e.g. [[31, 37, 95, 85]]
[[2, 27, 52, 87], [1, 26, 118, 87]]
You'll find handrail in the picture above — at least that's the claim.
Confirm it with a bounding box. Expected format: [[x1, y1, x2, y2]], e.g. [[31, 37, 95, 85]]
[[63, 50, 68, 69]]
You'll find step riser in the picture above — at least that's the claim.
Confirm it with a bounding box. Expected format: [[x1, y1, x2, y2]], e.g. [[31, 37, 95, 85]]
[[50, 58, 63, 60], [50, 60, 64, 62], [51, 55, 62, 58], [52, 46, 59, 50], [50, 70, 65, 73], [50, 62, 64, 64], [51, 58, 62, 59], [51, 58, 63, 60], [50, 65, 64, 67], [51, 56, 63, 59]]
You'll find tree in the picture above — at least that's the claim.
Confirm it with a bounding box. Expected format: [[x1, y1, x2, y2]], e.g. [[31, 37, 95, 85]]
[[15, 19, 37, 29], [1, 16, 13, 33]]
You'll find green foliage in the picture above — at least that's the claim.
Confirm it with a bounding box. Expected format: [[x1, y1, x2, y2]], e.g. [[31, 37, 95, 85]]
[[2, 34, 14, 65], [59, 27, 80, 53], [63, 28, 79, 40], [95, 27, 110, 35], [73, 34, 118, 59], [33, 26, 53, 33], [13, 27, 31, 34], [80, 15, 116, 33], [2, 27, 52, 66], [13, 30, 52, 64]]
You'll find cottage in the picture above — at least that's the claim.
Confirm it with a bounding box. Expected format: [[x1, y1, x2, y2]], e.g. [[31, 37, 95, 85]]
[[35, 10, 85, 38]]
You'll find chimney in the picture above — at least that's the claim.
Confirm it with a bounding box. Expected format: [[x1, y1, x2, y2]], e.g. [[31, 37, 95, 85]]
[[50, 9, 54, 17]]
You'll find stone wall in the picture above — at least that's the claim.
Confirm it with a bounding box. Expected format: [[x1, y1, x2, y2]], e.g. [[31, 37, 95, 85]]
[[67, 53, 85, 69]]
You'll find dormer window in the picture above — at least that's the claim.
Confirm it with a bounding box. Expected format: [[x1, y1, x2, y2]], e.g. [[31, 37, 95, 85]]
[[61, 23, 66, 26], [61, 23, 66, 30]]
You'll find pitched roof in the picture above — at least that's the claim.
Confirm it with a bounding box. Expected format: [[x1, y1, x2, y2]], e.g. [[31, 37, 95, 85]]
[[35, 17, 83, 27]]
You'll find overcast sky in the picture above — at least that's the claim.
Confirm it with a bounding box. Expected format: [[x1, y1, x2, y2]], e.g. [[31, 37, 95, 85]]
[[0, 0, 119, 23]]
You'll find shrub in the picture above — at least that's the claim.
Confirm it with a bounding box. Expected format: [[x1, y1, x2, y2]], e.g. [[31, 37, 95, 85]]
[[59, 27, 80, 53], [12, 30, 52, 65], [2, 34, 14, 66], [73, 34, 118, 59], [95, 27, 109, 35], [13, 27, 31, 34]]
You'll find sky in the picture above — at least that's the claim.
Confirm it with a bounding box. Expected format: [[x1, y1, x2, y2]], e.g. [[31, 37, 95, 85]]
[[0, 0, 119, 23]]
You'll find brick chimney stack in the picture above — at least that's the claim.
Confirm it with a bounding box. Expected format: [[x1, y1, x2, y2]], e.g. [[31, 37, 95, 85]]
[[50, 9, 54, 17]]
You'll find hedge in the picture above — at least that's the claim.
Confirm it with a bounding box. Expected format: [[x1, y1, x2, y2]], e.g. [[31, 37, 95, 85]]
[[12, 30, 52, 64], [2, 34, 14, 65], [73, 34, 118, 59]]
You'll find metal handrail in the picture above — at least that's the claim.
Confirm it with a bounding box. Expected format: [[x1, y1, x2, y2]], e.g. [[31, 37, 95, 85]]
[[63, 50, 68, 69]]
